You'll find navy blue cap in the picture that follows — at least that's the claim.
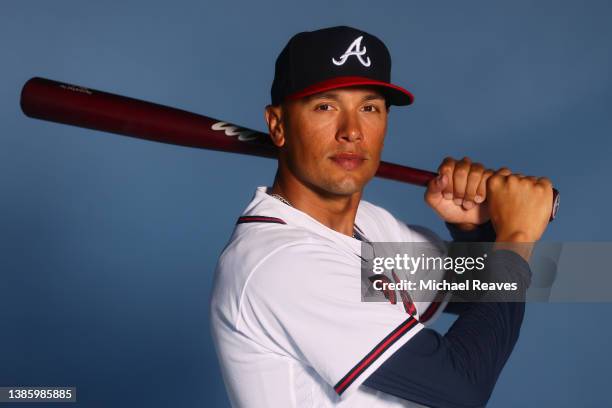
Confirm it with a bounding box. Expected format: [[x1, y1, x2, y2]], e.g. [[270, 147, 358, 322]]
[[271, 26, 414, 106]]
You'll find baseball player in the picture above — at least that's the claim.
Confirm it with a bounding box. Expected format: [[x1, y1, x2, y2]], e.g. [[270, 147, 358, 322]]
[[210, 26, 552, 407]]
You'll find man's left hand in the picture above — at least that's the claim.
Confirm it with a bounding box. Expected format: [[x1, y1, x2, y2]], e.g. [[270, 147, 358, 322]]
[[424, 156, 511, 231]]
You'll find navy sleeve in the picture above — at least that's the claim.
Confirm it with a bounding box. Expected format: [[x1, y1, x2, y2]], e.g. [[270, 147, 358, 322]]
[[364, 249, 531, 408], [444, 221, 497, 315]]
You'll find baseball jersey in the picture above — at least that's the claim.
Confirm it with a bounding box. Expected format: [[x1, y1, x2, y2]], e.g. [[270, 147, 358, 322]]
[[210, 186, 450, 407]]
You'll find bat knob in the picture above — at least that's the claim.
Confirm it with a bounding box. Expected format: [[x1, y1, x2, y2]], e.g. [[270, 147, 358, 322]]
[[550, 188, 560, 221]]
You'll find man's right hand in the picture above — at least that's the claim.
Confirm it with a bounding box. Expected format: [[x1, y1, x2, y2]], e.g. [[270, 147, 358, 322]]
[[487, 169, 554, 260]]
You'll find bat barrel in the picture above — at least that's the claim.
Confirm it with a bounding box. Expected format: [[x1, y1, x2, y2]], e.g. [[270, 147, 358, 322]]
[[20, 77, 277, 158]]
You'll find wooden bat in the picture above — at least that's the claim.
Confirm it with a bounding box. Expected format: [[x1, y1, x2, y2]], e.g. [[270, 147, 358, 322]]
[[20, 77, 560, 220]]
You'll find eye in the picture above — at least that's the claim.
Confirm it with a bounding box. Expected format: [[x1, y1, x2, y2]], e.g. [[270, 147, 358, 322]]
[[362, 104, 379, 112], [315, 103, 334, 111]]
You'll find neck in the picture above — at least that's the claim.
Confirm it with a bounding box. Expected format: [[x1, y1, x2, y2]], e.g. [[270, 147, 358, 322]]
[[269, 171, 361, 237]]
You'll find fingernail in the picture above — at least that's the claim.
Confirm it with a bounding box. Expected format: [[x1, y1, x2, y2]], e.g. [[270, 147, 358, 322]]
[[454, 198, 463, 205], [463, 200, 474, 210], [443, 192, 453, 200], [474, 195, 484, 203]]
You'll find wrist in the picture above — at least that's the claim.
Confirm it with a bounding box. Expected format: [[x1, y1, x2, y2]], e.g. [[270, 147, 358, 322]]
[[494, 231, 535, 262], [453, 219, 493, 232], [495, 230, 532, 243], [453, 222, 479, 232]]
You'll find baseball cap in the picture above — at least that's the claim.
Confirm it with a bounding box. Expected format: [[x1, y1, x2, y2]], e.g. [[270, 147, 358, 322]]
[[270, 26, 414, 106]]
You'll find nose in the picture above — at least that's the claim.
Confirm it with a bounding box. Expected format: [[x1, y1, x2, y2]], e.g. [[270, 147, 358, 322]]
[[336, 110, 363, 143]]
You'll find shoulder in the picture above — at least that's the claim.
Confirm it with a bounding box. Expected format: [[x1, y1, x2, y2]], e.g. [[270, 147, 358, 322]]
[[217, 221, 356, 290], [211, 219, 353, 318], [217, 222, 320, 278]]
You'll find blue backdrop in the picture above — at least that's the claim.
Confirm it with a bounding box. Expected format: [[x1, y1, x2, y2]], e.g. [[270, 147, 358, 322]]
[[2, 1, 611, 406]]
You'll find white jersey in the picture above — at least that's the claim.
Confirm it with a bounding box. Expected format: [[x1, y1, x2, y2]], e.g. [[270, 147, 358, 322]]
[[210, 186, 449, 408]]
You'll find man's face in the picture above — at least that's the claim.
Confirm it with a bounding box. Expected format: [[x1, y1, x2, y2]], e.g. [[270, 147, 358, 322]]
[[268, 86, 388, 197]]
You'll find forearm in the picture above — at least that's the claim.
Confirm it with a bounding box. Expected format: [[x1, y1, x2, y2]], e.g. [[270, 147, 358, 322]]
[[443, 220, 497, 314]]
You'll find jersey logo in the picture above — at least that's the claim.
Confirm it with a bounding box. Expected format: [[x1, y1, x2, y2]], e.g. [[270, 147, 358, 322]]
[[211, 122, 257, 142], [392, 270, 417, 316], [332, 36, 372, 67], [369, 271, 417, 316]]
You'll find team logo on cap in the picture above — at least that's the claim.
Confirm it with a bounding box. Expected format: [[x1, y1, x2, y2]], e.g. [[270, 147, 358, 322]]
[[332, 35, 371, 67]]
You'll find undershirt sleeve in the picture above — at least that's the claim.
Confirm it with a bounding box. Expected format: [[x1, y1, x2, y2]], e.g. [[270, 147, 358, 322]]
[[364, 249, 531, 408]]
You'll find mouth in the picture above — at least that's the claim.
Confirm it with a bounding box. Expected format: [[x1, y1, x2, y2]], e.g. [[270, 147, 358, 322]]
[[329, 152, 367, 171]]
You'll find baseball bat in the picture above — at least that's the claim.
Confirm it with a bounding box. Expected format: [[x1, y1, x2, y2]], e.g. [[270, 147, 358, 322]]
[[20, 77, 560, 220]]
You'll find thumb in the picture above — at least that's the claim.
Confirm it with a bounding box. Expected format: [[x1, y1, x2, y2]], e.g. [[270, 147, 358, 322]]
[[425, 173, 448, 200]]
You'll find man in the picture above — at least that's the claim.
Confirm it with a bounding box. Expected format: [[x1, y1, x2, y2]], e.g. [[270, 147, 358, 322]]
[[210, 26, 552, 407]]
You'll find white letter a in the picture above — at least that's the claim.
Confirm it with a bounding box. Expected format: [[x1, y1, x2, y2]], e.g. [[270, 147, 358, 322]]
[[332, 36, 372, 67]]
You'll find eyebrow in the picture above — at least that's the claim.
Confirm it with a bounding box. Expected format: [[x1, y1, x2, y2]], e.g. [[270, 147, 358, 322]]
[[306, 92, 386, 102]]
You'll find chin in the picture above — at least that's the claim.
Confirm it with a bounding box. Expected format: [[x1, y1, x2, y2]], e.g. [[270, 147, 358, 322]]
[[321, 176, 365, 196]]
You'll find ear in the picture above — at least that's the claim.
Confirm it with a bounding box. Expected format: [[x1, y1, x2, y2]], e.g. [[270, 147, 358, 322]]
[[264, 104, 286, 148]]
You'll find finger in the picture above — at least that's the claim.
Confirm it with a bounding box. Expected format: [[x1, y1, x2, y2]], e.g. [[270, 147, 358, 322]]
[[437, 157, 456, 200], [536, 177, 553, 188], [453, 157, 471, 205], [496, 166, 512, 176], [475, 169, 494, 203], [462, 163, 485, 210], [506, 174, 521, 189]]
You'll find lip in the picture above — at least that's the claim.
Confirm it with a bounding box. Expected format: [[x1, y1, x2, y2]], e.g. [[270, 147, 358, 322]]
[[329, 152, 367, 171]]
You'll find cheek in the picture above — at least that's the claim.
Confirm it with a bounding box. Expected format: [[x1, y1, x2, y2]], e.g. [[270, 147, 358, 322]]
[[364, 120, 386, 155], [283, 121, 332, 177], [291, 117, 336, 156]]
